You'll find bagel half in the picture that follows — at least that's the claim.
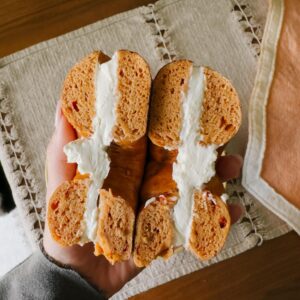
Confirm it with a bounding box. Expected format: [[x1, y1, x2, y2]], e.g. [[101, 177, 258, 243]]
[[47, 50, 151, 264], [133, 60, 241, 267]]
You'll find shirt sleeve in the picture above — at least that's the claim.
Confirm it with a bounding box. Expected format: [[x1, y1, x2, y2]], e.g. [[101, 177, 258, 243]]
[[0, 250, 106, 300]]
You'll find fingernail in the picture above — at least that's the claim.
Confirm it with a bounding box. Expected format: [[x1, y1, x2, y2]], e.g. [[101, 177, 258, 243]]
[[54, 101, 62, 127], [228, 203, 245, 224]]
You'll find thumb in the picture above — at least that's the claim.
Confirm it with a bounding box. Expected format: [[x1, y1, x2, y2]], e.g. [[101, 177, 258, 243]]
[[46, 102, 77, 201]]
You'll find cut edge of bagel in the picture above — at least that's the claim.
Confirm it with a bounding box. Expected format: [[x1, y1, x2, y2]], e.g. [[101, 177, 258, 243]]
[[188, 189, 231, 260], [47, 179, 89, 246]]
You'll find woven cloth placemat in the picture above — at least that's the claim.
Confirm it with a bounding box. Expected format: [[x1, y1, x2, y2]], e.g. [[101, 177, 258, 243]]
[[0, 0, 290, 298]]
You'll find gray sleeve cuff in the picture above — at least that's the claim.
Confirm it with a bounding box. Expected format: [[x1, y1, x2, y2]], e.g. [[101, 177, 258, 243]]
[[0, 250, 106, 300]]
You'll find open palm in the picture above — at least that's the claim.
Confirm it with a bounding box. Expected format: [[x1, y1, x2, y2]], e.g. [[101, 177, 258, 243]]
[[43, 105, 243, 297]]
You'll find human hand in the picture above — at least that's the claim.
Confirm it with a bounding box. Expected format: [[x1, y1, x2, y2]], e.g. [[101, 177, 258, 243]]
[[43, 102, 244, 297]]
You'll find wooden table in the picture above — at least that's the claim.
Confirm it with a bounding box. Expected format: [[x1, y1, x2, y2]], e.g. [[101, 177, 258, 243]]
[[1, 1, 300, 299]]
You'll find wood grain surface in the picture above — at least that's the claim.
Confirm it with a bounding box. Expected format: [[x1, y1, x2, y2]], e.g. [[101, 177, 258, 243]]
[[1, 1, 300, 299], [131, 232, 300, 300], [0, 0, 153, 58]]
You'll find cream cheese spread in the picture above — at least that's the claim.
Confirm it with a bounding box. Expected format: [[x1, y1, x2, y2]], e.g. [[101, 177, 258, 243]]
[[64, 52, 119, 244], [221, 193, 229, 203], [172, 66, 218, 247], [144, 197, 156, 208]]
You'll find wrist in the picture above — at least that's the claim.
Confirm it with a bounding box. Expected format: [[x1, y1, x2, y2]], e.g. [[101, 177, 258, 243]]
[[43, 224, 110, 296]]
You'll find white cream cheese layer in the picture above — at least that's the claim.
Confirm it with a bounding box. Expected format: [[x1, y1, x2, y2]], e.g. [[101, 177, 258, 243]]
[[64, 53, 119, 244], [172, 66, 218, 247], [221, 193, 229, 203], [144, 197, 156, 208]]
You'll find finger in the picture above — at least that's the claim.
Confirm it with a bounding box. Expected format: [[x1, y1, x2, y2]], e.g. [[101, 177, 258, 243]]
[[216, 154, 243, 182], [228, 203, 244, 224], [46, 102, 77, 200], [54, 100, 62, 128]]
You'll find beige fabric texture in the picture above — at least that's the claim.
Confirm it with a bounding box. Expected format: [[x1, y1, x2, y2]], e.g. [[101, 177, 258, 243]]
[[243, 0, 300, 234], [0, 0, 290, 298]]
